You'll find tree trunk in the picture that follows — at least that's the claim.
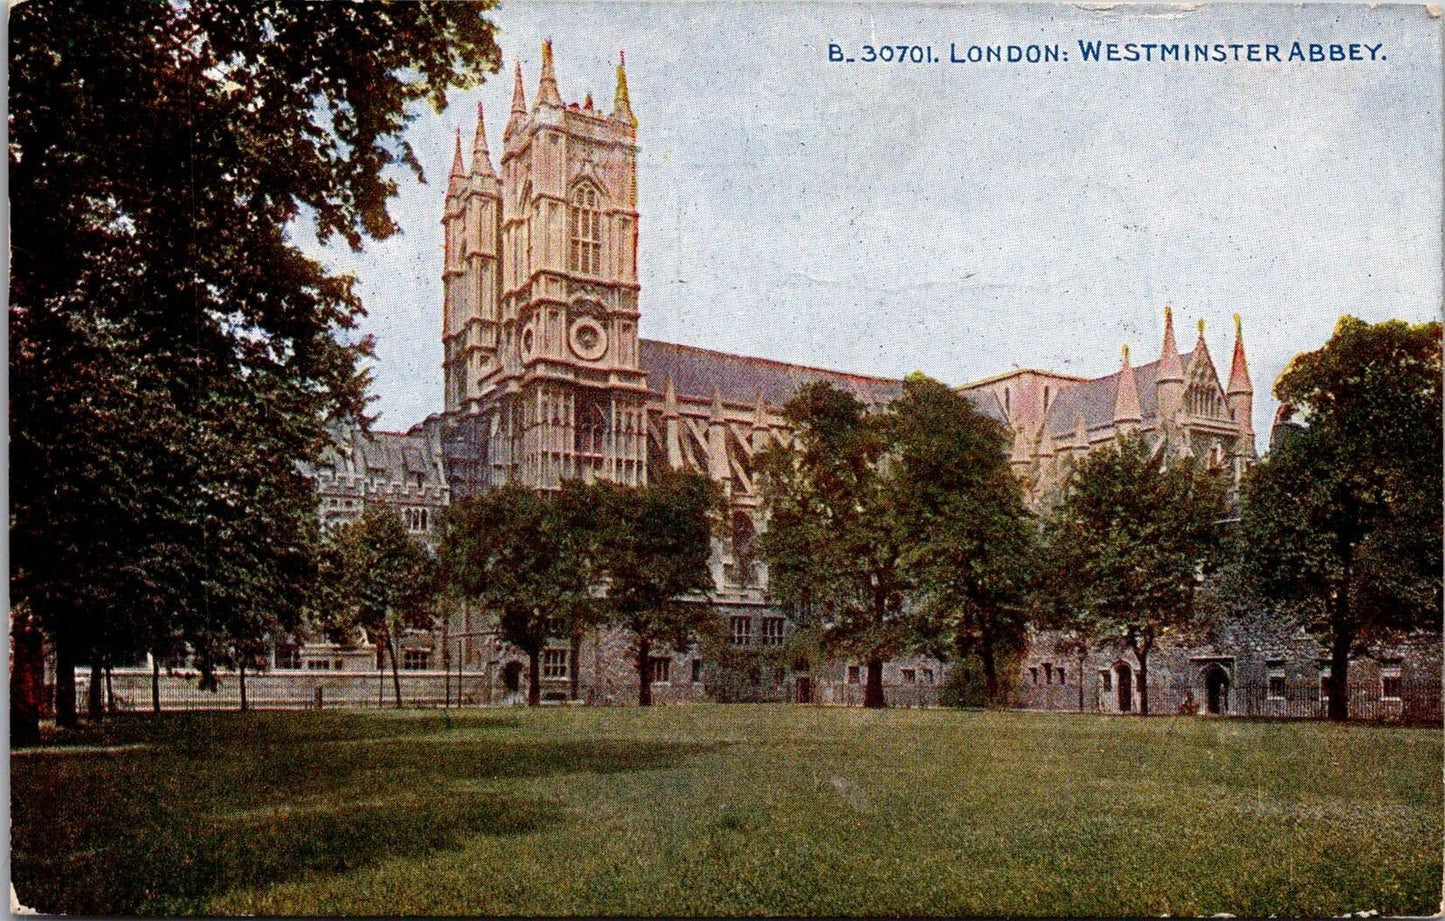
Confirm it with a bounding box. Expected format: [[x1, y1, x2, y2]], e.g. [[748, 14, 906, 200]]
[[87, 659, 105, 722], [55, 636, 78, 729], [10, 610, 44, 747], [151, 653, 162, 714], [238, 660, 248, 712], [1328, 626, 1353, 722], [864, 657, 886, 709], [527, 647, 541, 707], [978, 643, 999, 706], [569, 631, 582, 702], [637, 634, 652, 707], [1078, 655, 1087, 713], [389, 633, 403, 709], [1135, 647, 1150, 716]]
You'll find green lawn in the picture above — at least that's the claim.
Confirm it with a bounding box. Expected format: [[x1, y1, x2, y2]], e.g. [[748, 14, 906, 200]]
[[11, 705, 1441, 916]]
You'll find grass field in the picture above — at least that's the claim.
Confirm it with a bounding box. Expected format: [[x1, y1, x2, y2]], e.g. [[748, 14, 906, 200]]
[[11, 705, 1442, 916]]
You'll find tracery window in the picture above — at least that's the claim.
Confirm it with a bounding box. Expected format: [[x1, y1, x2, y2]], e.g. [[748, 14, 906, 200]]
[[569, 185, 602, 276]]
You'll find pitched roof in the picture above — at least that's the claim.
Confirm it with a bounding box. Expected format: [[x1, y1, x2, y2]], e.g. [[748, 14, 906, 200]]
[[1042, 350, 1196, 438], [640, 339, 904, 409]]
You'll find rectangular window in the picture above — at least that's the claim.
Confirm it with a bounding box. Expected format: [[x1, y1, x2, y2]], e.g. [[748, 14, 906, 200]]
[[402, 650, 431, 670], [306, 659, 331, 670], [1100, 669, 1112, 691], [901, 668, 916, 684], [922, 668, 935, 685], [847, 665, 861, 685], [691, 658, 703, 683], [334, 659, 345, 671], [276, 646, 301, 670], [1266, 659, 1285, 699], [730, 616, 752, 646], [1381, 664, 1402, 701], [1044, 663, 1053, 684], [1029, 666, 1039, 685], [761, 617, 785, 646], [649, 656, 670, 684], [542, 649, 569, 680], [1056, 667, 1066, 685]]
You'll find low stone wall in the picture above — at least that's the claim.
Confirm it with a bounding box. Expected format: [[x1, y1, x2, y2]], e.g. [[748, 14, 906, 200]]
[[93, 668, 508, 711]]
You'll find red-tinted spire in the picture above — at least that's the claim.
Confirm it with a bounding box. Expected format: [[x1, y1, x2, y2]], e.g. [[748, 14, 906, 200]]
[[537, 40, 563, 108], [1226, 313, 1253, 395], [469, 101, 496, 178], [1113, 344, 1142, 426], [1157, 304, 1184, 383]]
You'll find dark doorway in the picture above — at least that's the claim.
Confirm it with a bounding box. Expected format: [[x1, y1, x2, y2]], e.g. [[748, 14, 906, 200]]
[[795, 676, 813, 704], [502, 661, 524, 693], [1204, 664, 1230, 715], [1116, 663, 1133, 712]]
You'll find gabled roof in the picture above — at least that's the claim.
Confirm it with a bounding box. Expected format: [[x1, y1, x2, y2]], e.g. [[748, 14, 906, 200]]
[[640, 339, 904, 409], [1042, 350, 1196, 438], [639, 338, 1012, 424]]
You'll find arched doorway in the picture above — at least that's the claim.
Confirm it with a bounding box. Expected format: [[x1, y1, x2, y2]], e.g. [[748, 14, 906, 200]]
[[501, 661, 524, 694], [1203, 663, 1230, 715], [1115, 662, 1134, 713]]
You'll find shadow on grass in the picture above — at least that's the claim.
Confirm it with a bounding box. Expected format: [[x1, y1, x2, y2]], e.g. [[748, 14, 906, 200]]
[[12, 713, 718, 916]]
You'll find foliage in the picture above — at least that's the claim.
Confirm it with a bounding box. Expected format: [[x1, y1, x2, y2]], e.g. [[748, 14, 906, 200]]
[[11, 708, 1442, 916], [440, 482, 604, 706], [318, 506, 440, 707], [888, 373, 1036, 703], [595, 470, 722, 706], [8, 1, 501, 726], [1040, 435, 1229, 714], [1241, 316, 1443, 720], [756, 382, 907, 707]]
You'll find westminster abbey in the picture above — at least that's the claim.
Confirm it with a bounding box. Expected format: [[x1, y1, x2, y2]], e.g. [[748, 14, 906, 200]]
[[308, 43, 1263, 706]]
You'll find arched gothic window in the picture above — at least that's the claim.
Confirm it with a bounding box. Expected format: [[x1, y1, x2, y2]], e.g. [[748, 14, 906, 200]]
[[569, 185, 602, 276], [576, 401, 608, 457]]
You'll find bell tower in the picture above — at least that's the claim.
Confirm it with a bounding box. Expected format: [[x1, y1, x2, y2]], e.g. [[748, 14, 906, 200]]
[[484, 42, 648, 488]]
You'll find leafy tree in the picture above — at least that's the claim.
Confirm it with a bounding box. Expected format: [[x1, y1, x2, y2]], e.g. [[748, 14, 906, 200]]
[[756, 382, 910, 708], [1041, 436, 1229, 715], [1241, 317, 1442, 721], [440, 482, 604, 707], [596, 470, 721, 707], [9, 1, 500, 729], [320, 505, 441, 708], [888, 374, 1036, 704]]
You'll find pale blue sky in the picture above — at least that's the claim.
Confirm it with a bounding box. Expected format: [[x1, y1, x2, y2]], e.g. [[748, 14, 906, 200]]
[[297, 2, 1443, 441]]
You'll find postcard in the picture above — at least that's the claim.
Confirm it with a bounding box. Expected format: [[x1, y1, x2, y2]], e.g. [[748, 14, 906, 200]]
[[9, 1, 1442, 917]]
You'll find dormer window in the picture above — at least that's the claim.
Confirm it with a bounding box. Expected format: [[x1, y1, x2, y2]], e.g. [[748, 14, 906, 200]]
[[569, 185, 602, 276]]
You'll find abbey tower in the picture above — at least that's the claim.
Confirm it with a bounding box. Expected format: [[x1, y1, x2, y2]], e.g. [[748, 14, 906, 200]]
[[443, 42, 647, 489]]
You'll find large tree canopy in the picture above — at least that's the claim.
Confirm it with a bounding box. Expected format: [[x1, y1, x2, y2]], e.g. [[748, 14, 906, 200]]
[[887, 374, 1035, 704], [9, 1, 500, 727], [1041, 436, 1229, 715], [1241, 316, 1442, 720], [440, 482, 604, 707]]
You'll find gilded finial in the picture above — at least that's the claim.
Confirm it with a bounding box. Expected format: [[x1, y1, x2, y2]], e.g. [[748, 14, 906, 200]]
[[1197, 318, 1205, 337], [1233, 312, 1242, 338], [1121, 343, 1130, 364]]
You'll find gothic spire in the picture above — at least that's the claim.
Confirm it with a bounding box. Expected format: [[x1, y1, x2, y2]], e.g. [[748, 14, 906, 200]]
[[446, 128, 465, 196], [536, 40, 563, 109], [469, 101, 496, 178], [1157, 304, 1184, 384], [613, 49, 637, 128], [1226, 313, 1253, 395], [1113, 344, 1142, 428], [504, 59, 527, 138]]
